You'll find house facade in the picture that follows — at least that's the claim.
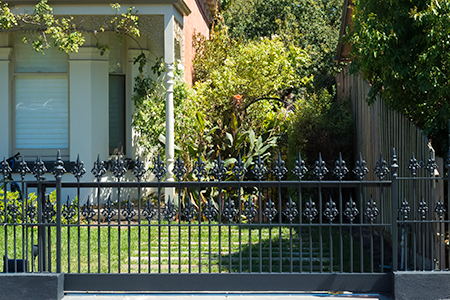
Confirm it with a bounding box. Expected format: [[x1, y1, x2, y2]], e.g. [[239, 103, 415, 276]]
[[0, 0, 216, 178]]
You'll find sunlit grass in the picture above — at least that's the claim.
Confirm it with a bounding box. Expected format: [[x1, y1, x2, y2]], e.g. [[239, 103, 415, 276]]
[[0, 221, 373, 273]]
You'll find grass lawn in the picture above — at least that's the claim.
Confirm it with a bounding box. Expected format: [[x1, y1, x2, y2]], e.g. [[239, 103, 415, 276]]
[[0, 221, 375, 274]]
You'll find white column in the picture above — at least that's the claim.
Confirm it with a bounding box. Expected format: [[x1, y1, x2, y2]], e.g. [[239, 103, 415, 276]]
[[0, 47, 12, 156], [164, 13, 176, 201], [69, 47, 109, 181]]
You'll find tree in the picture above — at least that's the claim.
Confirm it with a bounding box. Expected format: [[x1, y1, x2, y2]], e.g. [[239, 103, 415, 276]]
[[192, 24, 311, 165], [348, 0, 450, 155], [222, 0, 343, 89]]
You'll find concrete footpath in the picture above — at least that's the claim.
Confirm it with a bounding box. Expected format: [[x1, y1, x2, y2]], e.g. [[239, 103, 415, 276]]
[[63, 293, 390, 300]]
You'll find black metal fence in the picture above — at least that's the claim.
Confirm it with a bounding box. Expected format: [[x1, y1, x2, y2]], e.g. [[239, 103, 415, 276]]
[[0, 149, 448, 291]]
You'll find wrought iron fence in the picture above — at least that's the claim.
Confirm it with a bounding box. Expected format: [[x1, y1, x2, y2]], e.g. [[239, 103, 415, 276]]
[[0, 149, 447, 278]]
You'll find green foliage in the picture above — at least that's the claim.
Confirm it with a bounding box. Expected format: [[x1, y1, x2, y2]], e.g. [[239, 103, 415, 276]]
[[0, 0, 140, 55], [193, 24, 310, 143], [222, 0, 343, 89], [348, 0, 450, 155], [286, 88, 354, 177], [0, 190, 37, 223], [132, 63, 202, 167]]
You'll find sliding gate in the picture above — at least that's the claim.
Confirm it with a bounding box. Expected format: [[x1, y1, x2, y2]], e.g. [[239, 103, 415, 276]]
[[0, 149, 447, 293]]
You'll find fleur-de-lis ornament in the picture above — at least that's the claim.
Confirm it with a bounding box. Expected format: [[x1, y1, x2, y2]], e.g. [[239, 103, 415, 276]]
[[72, 154, 86, 181], [173, 155, 187, 181], [374, 153, 389, 180], [263, 198, 278, 222], [223, 198, 237, 222], [272, 154, 287, 181], [344, 196, 358, 222], [101, 195, 116, 222], [407, 153, 421, 177], [333, 153, 348, 180], [365, 196, 379, 222], [203, 197, 217, 222], [132, 156, 146, 181], [283, 197, 298, 222], [243, 200, 257, 222], [353, 153, 368, 181], [232, 153, 247, 181], [312, 153, 328, 180], [323, 196, 338, 222], [399, 198, 411, 221], [292, 153, 308, 180], [303, 197, 318, 222]]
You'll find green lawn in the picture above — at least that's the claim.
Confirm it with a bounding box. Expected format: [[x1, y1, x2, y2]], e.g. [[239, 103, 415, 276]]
[[0, 221, 374, 273]]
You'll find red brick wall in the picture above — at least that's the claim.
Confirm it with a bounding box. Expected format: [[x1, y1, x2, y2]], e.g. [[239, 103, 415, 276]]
[[183, 0, 211, 86]]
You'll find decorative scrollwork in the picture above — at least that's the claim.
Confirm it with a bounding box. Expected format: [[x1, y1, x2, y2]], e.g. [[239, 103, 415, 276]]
[[62, 196, 76, 222], [72, 154, 86, 181], [132, 156, 146, 181], [26, 201, 37, 223], [203, 197, 218, 222], [42, 196, 56, 222], [52, 150, 66, 180], [193, 155, 207, 181], [353, 153, 368, 181], [374, 153, 389, 180], [122, 195, 137, 222], [18, 156, 30, 181], [183, 200, 197, 222], [211, 154, 227, 181], [312, 153, 328, 180], [303, 197, 318, 222], [263, 198, 277, 222], [33, 155, 47, 181], [1, 156, 12, 179], [112, 154, 127, 180], [173, 155, 187, 181], [417, 198, 429, 220], [425, 152, 438, 177], [408, 153, 421, 177], [142, 199, 156, 222], [243, 200, 257, 222], [8, 201, 20, 223], [435, 197, 446, 220], [399, 198, 411, 221], [152, 154, 166, 181], [252, 155, 267, 181], [91, 155, 106, 181], [324, 196, 338, 222], [344, 196, 358, 222], [223, 198, 237, 222], [81, 198, 96, 223], [232, 153, 247, 181], [333, 153, 348, 180], [101, 196, 116, 222], [365, 196, 379, 222], [163, 197, 176, 221], [283, 197, 298, 222], [272, 154, 287, 181], [292, 153, 308, 180]]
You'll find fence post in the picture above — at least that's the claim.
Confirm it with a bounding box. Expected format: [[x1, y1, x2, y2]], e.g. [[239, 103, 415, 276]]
[[37, 181, 46, 272], [53, 150, 65, 273], [391, 148, 399, 272]]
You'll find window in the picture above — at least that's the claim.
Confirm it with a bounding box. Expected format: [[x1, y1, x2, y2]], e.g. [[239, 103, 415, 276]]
[[108, 36, 126, 155], [13, 34, 68, 156]]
